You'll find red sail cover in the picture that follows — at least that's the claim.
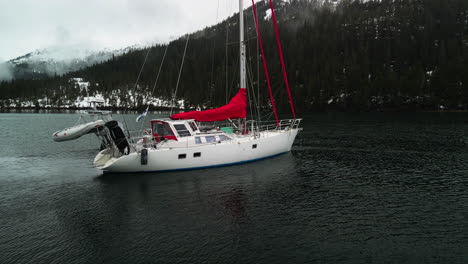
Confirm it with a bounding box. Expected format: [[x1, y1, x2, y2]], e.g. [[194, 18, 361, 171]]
[[170, 88, 247, 122]]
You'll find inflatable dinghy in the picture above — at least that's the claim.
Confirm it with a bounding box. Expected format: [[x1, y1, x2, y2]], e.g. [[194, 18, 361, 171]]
[[52, 120, 105, 142]]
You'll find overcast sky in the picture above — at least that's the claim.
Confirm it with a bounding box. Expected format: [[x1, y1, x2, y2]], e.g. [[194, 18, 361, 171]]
[[0, 0, 258, 62]]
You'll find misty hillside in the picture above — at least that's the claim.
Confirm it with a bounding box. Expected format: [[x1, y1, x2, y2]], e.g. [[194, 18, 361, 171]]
[[1, 0, 468, 112], [0, 45, 140, 81]]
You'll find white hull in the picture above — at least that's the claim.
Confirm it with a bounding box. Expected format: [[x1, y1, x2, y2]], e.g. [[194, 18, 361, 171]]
[[95, 128, 299, 173]]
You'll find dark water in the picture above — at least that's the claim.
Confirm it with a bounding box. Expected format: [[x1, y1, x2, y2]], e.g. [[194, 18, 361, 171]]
[[1, 112, 468, 263]]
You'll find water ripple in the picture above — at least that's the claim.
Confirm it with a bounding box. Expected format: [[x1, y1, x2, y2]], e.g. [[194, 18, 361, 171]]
[[1, 113, 468, 263]]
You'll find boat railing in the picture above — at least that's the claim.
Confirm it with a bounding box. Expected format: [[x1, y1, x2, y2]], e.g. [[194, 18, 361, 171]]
[[117, 119, 302, 152], [248, 118, 302, 132], [125, 129, 152, 144]]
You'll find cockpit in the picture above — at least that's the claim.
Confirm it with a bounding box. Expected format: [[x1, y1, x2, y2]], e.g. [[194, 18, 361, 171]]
[[150, 119, 199, 142]]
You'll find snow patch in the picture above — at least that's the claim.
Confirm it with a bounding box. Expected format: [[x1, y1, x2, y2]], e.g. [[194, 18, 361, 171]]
[[265, 9, 272, 20]]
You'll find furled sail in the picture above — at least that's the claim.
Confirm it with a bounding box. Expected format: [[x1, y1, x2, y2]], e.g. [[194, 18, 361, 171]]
[[170, 88, 246, 122]]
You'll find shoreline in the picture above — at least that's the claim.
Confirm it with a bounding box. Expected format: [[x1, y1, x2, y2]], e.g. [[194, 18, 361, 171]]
[[2, 107, 468, 114]]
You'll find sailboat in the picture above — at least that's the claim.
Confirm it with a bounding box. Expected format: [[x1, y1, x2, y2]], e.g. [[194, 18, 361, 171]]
[[56, 0, 302, 173]]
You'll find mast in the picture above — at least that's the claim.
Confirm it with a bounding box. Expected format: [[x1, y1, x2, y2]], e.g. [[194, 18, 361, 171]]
[[239, 0, 247, 132], [239, 0, 246, 90]]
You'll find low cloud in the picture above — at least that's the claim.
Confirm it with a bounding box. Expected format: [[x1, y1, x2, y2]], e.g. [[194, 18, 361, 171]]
[[0, 0, 243, 60], [0, 62, 13, 81]]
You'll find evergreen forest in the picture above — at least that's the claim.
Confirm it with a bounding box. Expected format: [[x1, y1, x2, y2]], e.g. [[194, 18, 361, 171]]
[[1, 0, 468, 113]]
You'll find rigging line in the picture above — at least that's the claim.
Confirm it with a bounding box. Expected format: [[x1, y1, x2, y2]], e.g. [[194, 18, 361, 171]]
[[225, 0, 234, 104], [229, 55, 239, 99], [249, 1, 262, 123], [133, 47, 152, 91], [256, 24, 260, 124], [268, 0, 297, 119], [149, 45, 169, 101], [209, 0, 221, 104], [124, 46, 152, 138], [246, 55, 259, 126], [224, 0, 239, 105], [247, 59, 260, 128], [244, 25, 259, 123], [250, 0, 280, 126], [138, 43, 170, 132], [225, 22, 229, 105], [170, 35, 190, 116], [226, 37, 257, 45], [249, 64, 260, 126], [244, 0, 261, 126]]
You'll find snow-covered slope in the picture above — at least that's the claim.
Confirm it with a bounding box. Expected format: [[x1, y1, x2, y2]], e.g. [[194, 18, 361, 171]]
[[1, 45, 140, 81]]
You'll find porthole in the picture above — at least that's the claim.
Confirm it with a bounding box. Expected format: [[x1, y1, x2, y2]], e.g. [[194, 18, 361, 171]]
[[194, 152, 201, 158], [252, 144, 257, 149], [178, 154, 186, 159]]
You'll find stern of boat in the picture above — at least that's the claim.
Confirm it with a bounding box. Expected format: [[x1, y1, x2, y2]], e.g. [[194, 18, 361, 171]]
[[93, 149, 113, 169]]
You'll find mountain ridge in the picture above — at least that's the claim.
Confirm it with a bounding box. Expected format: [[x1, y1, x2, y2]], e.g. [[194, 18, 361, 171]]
[[1, 0, 467, 112], [0, 44, 143, 81]]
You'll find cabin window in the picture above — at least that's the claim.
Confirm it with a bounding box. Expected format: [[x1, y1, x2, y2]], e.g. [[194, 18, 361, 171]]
[[178, 154, 186, 159], [193, 152, 201, 158], [195, 137, 202, 144], [205, 136, 216, 143], [174, 124, 191, 137], [252, 144, 257, 149], [219, 135, 231, 141], [189, 122, 198, 132], [152, 122, 175, 140]]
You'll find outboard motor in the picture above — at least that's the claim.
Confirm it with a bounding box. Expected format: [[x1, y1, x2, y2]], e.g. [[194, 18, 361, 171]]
[[105, 120, 130, 154], [96, 126, 111, 150]]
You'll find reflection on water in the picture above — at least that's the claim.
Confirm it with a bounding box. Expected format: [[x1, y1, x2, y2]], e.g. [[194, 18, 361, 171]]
[[46, 153, 298, 263], [1, 112, 468, 263]]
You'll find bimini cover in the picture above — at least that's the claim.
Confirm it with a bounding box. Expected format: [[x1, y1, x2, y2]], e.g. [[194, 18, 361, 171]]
[[170, 88, 247, 122]]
